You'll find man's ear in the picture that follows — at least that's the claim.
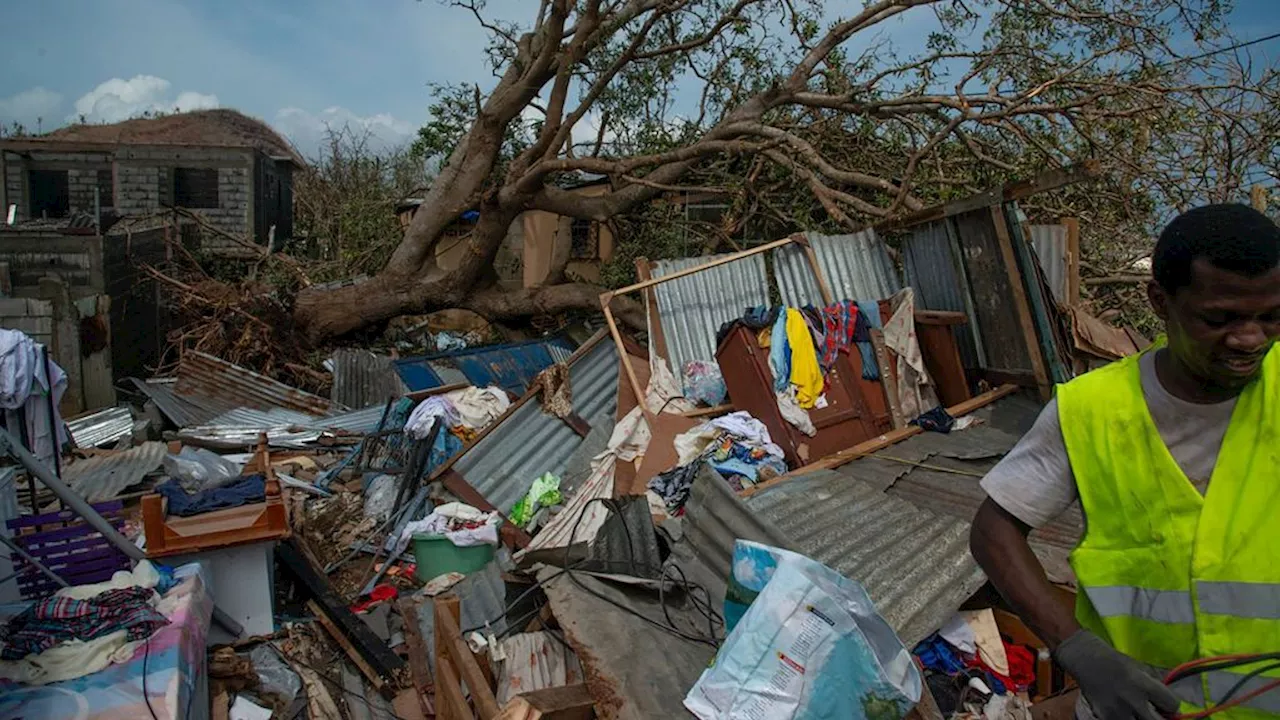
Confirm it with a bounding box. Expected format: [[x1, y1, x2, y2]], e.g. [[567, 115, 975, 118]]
[[1148, 280, 1170, 322]]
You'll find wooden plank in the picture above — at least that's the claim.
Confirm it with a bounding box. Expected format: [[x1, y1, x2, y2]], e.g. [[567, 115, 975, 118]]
[[397, 598, 436, 720], [608, 235, 798, 296], [600, 297, 649, 423], [869, 329, 904, 429], [745, 383, 1021, 491], [307, 599, 391, 697], [989, 205, 1051, 400], [500, 684, 596, 720], [278, 539, 405, 687], [435, 594, 502, 719], [633, 257, 669, 362], [878, 161, 1100, 232], [439, 469, 533, 549], [795, 233, 836, 305], [681, 403, 734, 418], [561, 412, 592, 439], [435, 655, 471, 720], [1061, 217, 1080, 307]]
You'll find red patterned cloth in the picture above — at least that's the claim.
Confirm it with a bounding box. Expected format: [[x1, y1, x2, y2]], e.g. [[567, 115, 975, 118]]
[[2, 586, 168, 660]]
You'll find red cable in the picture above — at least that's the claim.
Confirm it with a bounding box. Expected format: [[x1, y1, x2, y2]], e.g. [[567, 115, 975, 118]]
[[1164, 655, 1269, 685], [1173, 678, 1280, 719]]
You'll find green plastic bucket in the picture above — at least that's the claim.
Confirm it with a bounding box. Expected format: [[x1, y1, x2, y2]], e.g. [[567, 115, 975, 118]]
[[410, 534, 495, 582]]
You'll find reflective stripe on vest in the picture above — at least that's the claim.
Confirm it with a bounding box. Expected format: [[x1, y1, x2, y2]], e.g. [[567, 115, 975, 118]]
[[1087, 586, 1196, 624], [1197, 581, 1280, 619]]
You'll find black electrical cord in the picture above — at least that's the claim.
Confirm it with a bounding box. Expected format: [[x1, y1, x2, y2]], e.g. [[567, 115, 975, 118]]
[[1220, 660, 1280, 707], [1167, 652, 1280, 685], [143, 635, 160, 720]]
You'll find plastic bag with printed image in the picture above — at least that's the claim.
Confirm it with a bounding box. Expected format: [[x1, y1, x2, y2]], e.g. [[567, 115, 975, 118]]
[[685, 540, 921, 720]]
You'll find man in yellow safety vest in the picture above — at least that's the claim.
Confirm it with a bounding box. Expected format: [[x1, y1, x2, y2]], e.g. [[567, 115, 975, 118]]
[[971, 203, 1280, 720]]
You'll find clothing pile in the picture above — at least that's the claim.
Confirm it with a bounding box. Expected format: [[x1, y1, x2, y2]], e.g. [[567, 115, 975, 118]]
[[404, 385, 512, 471], [0, 561, 174, 685], [912, 609, 1037, 719], [391, 501, 501, 557], [718, 300, 886, 438], [156, 473, 266, 517], [649, 412, 789, 513]]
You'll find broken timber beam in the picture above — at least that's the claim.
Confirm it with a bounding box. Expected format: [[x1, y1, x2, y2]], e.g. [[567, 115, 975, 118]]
[[497, 684, 596, 720], [742, 383, 1021, 495], [434, 594, 502, 720], [278, 539, 405, 694]]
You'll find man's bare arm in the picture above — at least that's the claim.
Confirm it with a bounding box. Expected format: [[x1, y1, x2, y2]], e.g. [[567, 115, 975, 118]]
[[969, 497, 1079, 648]]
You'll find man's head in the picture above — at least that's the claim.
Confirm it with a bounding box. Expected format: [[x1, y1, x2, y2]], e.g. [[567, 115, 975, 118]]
[[1149, 203, 1280, 391]]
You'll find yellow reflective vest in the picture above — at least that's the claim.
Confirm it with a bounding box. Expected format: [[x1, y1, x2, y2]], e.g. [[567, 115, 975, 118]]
[[1058, 346, 1280, 719]]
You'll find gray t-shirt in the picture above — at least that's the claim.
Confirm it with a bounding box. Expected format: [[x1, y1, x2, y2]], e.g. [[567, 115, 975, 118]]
[[981, 350, 1237, 529]]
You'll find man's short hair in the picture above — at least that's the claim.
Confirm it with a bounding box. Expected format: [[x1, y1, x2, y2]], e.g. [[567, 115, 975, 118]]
[[1153, 203, 1280, 293]]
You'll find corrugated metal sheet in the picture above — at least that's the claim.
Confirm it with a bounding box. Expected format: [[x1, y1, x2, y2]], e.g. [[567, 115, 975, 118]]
[[449, 335, 619, 514], [902, 220, 985, 369], [62, 441, 166, 502], [305, 404, 393, 435], [538, 566, 717, 720], [330, 349, 409, 410], [418, 560, 508, 676], [651, 253, 769, 372], [1030, 224, 1069, 305], [394, 336, 576, 395], [206, 407, 317, 427], [773, 230, 901, 307], [127, 378, 236, 428], [175, 352, 333, 417], [0, 467, 19, 604], [67, 406, 133, 449], [745, 469, 985, 647]]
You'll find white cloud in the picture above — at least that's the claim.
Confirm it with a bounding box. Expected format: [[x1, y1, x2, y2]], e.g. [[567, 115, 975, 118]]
[[273, 106, 418, 157], [0, 87, 64, 131], [71, 75, 218, 124]]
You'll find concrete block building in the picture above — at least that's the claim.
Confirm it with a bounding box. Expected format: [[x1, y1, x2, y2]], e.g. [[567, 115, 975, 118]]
[[0, 109, 298, 256]]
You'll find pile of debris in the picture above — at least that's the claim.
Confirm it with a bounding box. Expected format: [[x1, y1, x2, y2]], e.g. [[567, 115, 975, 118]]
[[0, 195, 1147, 718]]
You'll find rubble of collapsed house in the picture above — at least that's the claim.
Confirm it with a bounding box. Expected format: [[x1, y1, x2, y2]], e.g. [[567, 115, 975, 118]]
[[0, 164, 1144, 720]]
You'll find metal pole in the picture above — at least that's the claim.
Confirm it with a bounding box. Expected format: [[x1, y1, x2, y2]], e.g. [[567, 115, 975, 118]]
[[0, 427, 245, 637], [0, 532, 68, 588]]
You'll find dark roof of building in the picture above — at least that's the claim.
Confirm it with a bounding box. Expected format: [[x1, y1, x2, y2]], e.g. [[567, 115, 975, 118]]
[[1, 109, 301, 162]]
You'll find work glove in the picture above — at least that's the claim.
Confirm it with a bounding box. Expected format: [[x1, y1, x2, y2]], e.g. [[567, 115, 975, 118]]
[[1053, 629, 1180, 720]]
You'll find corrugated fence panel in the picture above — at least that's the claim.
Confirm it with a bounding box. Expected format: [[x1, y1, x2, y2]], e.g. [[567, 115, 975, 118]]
[[330, 349, 409, 410], [1030, 224, 1068, 306], [651, 253, 769, 373], [773, 230, 901, 307], [451, 338, 619, 514], [902, 221, 984, 369]]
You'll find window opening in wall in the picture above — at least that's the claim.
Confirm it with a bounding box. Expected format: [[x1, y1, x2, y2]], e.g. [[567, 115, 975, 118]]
[[570, 217, 598, 259], [173, 167, 219, 209], [96, 169, 114, 207], [29, 169, 70, 219]]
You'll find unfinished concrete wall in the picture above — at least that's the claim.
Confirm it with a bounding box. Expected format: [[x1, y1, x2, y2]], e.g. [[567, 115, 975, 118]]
[[0, 231, 104, 297], [2, 151, 114, 222], [117, 146, 254, 253]]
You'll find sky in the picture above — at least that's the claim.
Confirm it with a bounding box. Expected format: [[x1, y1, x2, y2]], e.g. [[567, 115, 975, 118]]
[[0, 0, 1275, 159]]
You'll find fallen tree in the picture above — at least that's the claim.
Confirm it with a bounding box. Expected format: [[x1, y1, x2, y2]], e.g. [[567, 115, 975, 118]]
[[294, 0, 1273, 343]]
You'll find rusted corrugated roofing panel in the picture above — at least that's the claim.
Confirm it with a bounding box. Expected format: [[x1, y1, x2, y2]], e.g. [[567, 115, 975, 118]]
[[67, 406, 133, 449], [651, 253, 769, 372], [773, 230, 901, 307], [745, 469, 985, 647], [175, 352, 333, 417], [330, 349, 409, 410], [62, 441, 166, 502], [446, 332, 619, 514], [128, 378, 237, 427]]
